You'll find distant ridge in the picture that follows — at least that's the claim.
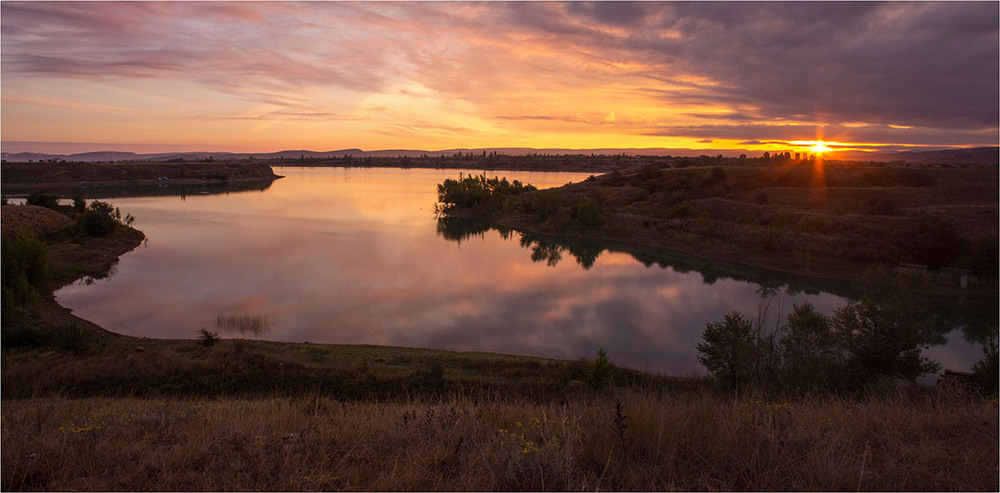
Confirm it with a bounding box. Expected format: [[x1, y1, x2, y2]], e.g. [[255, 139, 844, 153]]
[[859, 146, 999, 163], [2, 146, 997, 164], [1, 147, 747, 163]]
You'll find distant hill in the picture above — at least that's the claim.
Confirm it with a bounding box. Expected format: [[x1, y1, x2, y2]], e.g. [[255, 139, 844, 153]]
[[0, 147, 753, 163], [838, 146, 999, 164], [2, 146, 997, 164]]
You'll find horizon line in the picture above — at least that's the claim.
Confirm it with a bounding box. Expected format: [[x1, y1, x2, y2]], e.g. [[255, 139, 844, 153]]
[[3, 141, 983, 157]]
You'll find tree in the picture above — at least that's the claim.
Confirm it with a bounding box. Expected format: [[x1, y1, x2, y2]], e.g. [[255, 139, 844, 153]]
[[697, 312, 757, 389], [778, 303, 845, 391], [832, 299, 940, 382]]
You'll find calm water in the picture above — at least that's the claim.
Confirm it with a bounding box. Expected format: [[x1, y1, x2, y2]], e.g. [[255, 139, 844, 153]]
[[54, 167, 988, 376]]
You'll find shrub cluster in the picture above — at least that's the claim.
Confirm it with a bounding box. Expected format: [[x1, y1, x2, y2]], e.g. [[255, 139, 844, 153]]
[[696, 290, 950, 396], [2, 197, 137, 348], [436, 173, 535, 212], [76, 200, 135, 237], [1, 234, 50, 322], [25, 191, 60, 210]]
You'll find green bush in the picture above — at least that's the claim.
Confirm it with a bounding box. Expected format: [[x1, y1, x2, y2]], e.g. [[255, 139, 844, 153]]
[[699, 294, 943, 394], [25, 191, 59, 210], [696, 312, 757, 390], [528, 190, 564, 220], [75, 200, 135, 237], [198, 328, 221, 347], [78, 210, 118, 237], [436, 174, 535, 211], [832, 300, 940, 383], [571, 199, 604, 228], [1, 234, 50, 313], [585, 348, 615, 389], [777, 303, 844, 392]]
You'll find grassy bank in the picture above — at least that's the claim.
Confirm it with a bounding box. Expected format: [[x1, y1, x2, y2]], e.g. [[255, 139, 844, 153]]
[[2, 201, 145, 349]]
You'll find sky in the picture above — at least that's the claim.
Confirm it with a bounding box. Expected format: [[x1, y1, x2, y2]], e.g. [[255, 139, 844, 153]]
[[2, 1, 998, 156]]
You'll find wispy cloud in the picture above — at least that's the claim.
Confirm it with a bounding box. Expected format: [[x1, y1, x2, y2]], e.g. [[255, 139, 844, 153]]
[[2, 1, 996, 151], [2, 96, 147, 115]]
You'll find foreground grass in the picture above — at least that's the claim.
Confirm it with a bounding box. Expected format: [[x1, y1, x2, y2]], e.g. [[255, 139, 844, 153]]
[[3, 392, 996, 491]]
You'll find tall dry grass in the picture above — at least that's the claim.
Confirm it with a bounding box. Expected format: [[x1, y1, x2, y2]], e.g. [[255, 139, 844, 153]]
[[3, 391, 996, 491]]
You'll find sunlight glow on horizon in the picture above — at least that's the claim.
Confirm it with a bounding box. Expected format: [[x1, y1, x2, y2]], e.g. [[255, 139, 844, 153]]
[[810, 142, 833, 154]]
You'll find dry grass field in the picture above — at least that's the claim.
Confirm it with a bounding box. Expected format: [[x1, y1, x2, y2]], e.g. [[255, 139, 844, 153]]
[[3, 391, 996, 491]]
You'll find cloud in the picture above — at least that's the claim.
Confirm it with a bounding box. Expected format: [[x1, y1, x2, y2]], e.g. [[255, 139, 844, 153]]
[[2, 3, 398, 93], [495, 2, 998, 130], [199, 111, 359, 121], [2, 2, 996, 150], [496, 115, 593, 124], [2, 96, 146, 115]]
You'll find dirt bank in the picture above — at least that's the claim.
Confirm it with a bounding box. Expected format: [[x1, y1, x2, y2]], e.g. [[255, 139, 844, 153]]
[[1, 161, 281, 191], [1, 205, 73, 239]]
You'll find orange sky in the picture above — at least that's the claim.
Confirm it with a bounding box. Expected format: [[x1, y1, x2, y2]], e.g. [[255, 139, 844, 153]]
[[2, 2, 997, 156]]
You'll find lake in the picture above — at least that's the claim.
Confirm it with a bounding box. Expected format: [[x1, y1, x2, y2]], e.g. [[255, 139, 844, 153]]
[[54, 166, 989, 377]]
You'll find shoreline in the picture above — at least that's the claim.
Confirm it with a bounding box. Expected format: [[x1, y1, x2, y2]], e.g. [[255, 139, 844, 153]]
[[1, 175, 282, 193]]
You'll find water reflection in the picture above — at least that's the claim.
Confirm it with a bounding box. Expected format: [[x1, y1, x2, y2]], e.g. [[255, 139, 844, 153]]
[[53, 167, 994, 377], [215, 313, 274, 336], [435, 214, 998, 374], [437, 214, 849, 294]]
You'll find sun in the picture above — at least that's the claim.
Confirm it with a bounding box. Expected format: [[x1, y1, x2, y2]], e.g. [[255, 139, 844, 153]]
[[810, 141, 833, 153]]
